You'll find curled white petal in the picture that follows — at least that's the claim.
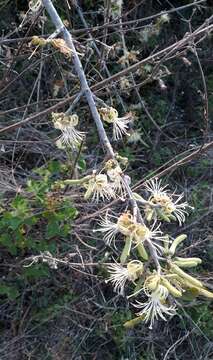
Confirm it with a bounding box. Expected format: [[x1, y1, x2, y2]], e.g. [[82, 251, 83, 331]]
[[96, 214, 119, 246], [106, 263, 130, 295], [133, 284, 176, 329], [113, 117, 130, 140]]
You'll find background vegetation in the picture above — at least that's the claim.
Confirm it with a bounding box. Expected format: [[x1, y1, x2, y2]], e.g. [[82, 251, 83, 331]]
[[0, 0, 212, 359]]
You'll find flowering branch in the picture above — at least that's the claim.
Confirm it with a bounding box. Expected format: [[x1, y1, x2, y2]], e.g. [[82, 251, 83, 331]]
[[40, 0, 213, 329]]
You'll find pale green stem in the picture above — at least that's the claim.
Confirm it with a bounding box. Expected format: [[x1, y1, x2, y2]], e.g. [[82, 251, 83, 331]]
[[63, 175, 92, 185], [120, 236, 132, 264], [137, 243, 149, 261]]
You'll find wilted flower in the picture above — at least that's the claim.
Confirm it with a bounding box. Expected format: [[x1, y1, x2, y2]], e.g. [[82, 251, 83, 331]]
[[144, 178, 193, 225], [119, 77, 131, 91], [158, 13, 170, 25], [133, 283, 176, 329], [106, 260, 143, 295], [52, 112, 84, 149], [111, 0, 123, 18], [127, 130, 142, 144], [118, 50, 139, 66], [84, 174, 115, 202], [99, 107, 132, 140]]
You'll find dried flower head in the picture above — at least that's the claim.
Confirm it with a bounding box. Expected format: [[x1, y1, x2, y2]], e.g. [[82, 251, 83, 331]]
[[51, 38, 73, 58], [118, 50, 139, 66]]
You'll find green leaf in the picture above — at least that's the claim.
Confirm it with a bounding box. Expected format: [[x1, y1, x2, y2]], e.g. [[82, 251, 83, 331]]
[[0, 284, 19, 300], [0, 234, 17, 255], [22, 264, 50, 280], [46, 219, 61, 238]]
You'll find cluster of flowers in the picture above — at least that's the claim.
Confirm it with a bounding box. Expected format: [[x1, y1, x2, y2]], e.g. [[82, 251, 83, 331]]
[[51, 107, 132, 151], [97, 180, 213, 329], [50, 109, 213, 329], [61, 158, 128, 202]]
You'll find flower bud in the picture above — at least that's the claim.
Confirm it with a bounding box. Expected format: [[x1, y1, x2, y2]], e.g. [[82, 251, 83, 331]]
[[124, 315, 145, 329], [136, 243, 149, 260], [161, 278, 182, 298], [197, 288, 213, 299], [156, 208, 171, 222], [31, 36, 47, 46], [169, 234, 187, 255], [145, 208, 154, 222], [173, 257, 202, 268], [170, 263, 203, 288]]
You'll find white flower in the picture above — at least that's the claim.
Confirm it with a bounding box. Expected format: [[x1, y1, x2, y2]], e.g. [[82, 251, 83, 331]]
[[97, 211, 166, 254], [29, 0, 42, 12], [112, 114, 131, 141], [133, 284, 176, 329], [99, 107, 132, 141], [133, 221, 166, 255], [97, 214, 120, 246], [96, 212, 135, 246], [84, 174, 115, 202], [169, 194, 191, 225], [106, 260, 143, 295], [107, 166, 126, 197], [52, 113, 84, 150], [145, 178, 193, 225], [145, 178, 169, 197]]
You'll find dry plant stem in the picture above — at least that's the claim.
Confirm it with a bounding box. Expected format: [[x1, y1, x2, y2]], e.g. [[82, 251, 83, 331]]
[[74, 0, 126, 111], [1, 19, 213, 135], [42, 0, 161, 271], [42, 0, 114, 158]]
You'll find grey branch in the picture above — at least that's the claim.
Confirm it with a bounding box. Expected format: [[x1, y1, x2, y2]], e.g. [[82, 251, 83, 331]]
[[42, 0, 161, 271], [42, 0, 114, 158]]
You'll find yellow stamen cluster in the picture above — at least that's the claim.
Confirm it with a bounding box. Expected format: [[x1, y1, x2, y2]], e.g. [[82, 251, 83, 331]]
[[99, 107, 118, 124], [127, 260, 144, 281], [52, 113, 79, 130]]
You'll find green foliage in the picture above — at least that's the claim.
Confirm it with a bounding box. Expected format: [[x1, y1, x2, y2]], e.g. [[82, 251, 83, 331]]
[[0, 283, 19, 300], [110, 310, 132, 353], [0, 160, 77, 256], [187, 304, 213, 338], [0, 160, 78, 314]]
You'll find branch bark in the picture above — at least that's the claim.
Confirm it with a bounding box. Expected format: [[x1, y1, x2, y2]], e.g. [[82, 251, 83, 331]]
[[42, 0, 114, 158]]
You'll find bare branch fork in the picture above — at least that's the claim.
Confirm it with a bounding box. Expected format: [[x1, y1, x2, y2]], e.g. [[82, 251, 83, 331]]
[[42, 0, 161, 269]]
